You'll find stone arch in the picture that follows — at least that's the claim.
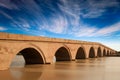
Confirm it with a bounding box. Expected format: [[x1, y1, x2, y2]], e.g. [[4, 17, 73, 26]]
[[12, 44, 46, 65], [75, 47, 86, 59], [97, 47, 102, 57], [103, 49, 106, 56], [110, 51, 112, 55], [107, 50, 109, 56], [89, 47, 95, 58], [109, 51, 111, 55], [55, 46, 71, 61], [19, 48, 44, 64]]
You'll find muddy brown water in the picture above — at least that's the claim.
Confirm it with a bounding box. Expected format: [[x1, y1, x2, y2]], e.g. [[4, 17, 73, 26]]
[[0, 56, 120, 80]]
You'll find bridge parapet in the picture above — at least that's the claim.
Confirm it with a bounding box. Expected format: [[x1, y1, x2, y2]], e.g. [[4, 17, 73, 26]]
[[0, 32, 99, 45]]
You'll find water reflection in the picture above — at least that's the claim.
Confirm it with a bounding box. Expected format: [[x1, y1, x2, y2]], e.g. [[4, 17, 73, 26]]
[[11, 55, 25, 67], [0, 69, 42, 80], [1, 56, 120, 80]]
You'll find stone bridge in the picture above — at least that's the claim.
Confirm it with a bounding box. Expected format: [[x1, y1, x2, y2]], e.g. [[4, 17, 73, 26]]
[[0, 32, 116, 70]]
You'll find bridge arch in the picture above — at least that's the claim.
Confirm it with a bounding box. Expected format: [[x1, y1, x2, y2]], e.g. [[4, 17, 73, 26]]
[[97, 47, 102, 57], [54, 46, 71, 61], [103, 49, 106, 56], [75, 47, 86, 59], [107, 50, 109, 56], [110, 52, 112, 55], [12, 44, 46, 65], [89, 47, 95, 58]]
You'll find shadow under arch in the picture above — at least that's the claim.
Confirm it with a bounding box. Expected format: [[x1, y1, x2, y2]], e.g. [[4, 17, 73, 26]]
[[107, 50, 109, 56], [55, 46, 71, 61], [11, 45, 45, 65], [103, 49, 106, 56], [76, 47, 86, 59], [19, 48, 44, 64], [110, 52, 112, 55], [89, 47, 95, 58], [97, 47, 102, 57]]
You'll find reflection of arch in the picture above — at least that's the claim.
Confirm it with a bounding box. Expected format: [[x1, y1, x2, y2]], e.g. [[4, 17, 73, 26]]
[[103, 49, 106, 56], [97, 47, 102, 57], [10, 70, 42, 80], [89, 47, 95, 58], [55, 47, 71, 61], [76, 47, 86, 59]]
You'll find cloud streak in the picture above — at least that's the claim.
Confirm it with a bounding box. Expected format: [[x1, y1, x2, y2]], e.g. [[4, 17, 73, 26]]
[[96, 22, 120, 36], [0, 26, 7, 31], [57, 0, 120, 37], [40, 14, 68, 34], [0, 0, 120, 38], [81, 0, 119, 18], [0, 0, 18, 9], [73, 22, 120, 37]]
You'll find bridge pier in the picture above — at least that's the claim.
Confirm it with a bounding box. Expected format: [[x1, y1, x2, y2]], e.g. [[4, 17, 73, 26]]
[[0, 53, 14, 70]]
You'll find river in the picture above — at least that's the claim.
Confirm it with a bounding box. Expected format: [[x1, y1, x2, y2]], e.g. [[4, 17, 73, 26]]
[[0, 56, 120, 80]]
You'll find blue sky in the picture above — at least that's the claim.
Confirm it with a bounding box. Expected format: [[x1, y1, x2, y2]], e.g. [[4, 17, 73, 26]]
[[0, 0, 120, 51]]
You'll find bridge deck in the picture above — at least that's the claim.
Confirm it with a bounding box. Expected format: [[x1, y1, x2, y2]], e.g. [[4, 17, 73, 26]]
[[0, 32, 97, 44], [0, 32, 114, 51]]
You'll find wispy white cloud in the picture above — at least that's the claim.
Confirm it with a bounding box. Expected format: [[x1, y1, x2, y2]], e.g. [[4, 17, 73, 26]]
[[81, 9, 105, 18], [49, 15, 68, 33], [20, 0, 42, 16], [82, 0, 119, 18], [0, 12, 13, 22], [57, 0, 120, 37], [12, 18, 31, 31], [73, 26, 97, 37], [0, 0, 18, 9], [96, 22, 120, 36], [41, 14, 68, 34], [59, 0, 81, 27], [59, 0, 119, 19], [0, 26, 7, 31], [0, 0, 120, 38], [73, 22, 120, 37]]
